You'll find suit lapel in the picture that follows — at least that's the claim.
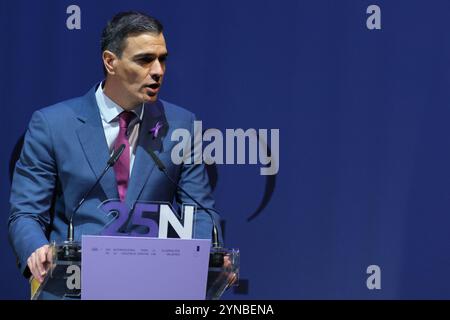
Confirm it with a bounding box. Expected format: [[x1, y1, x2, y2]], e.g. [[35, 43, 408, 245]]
[[76, 86, 119, 200], [126, 100, 168, 207]]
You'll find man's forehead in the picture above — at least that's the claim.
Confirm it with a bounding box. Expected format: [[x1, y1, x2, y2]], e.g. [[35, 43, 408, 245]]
[[123, 32, 167, 54]]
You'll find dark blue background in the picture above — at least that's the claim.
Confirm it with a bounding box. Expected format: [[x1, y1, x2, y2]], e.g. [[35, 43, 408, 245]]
[[2, 0, 450, 299]]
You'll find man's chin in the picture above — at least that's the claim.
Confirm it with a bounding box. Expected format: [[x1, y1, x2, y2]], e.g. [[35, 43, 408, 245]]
[[142, 93, 158, 103]]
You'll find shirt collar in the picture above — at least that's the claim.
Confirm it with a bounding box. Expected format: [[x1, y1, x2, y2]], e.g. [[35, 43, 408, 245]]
[[95, 82, 144, 123]]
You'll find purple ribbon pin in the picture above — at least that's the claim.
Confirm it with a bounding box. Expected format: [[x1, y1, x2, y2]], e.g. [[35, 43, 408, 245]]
[[150, 121, 163, 138]]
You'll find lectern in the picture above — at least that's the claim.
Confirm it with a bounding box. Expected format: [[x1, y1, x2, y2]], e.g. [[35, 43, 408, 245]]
[[30, 237, 239, 300]]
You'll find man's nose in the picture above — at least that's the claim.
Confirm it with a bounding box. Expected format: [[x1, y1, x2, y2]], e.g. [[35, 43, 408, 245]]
[[150, 59, 164, 80]]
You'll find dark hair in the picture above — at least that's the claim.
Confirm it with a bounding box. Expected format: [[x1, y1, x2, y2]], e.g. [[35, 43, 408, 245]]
[[101, 11, 163, 73]]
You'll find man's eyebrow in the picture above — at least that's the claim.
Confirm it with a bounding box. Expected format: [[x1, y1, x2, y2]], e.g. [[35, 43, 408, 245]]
[[133, 52, 169, 60]]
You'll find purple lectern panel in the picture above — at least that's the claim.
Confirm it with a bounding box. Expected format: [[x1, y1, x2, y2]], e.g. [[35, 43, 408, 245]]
[[81, 235, 211, 300]]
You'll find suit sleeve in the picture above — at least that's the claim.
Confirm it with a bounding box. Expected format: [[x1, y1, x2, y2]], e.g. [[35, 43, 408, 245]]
[[175, 113, 224, 246], [8, 110, 57, 276]]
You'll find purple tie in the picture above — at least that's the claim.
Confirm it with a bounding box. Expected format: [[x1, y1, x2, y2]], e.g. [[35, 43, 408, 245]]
[[114, 111, 135, 201]]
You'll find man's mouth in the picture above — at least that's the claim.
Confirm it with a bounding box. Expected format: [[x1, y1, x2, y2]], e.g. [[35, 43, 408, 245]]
[[147, 83, 160, 89], [144, 83, 160, 96]]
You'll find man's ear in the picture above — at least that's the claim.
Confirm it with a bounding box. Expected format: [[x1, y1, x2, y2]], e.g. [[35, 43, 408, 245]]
[[103, 50, 118, 75]]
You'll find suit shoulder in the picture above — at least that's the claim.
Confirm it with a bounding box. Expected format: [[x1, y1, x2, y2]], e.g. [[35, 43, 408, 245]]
[[159, 99, 195, 121], [34, 96, 85, 122]]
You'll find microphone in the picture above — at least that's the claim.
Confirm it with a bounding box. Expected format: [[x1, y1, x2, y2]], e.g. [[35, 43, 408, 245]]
[[147, 147, 225, 266], [67, 144, 125, 242]]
